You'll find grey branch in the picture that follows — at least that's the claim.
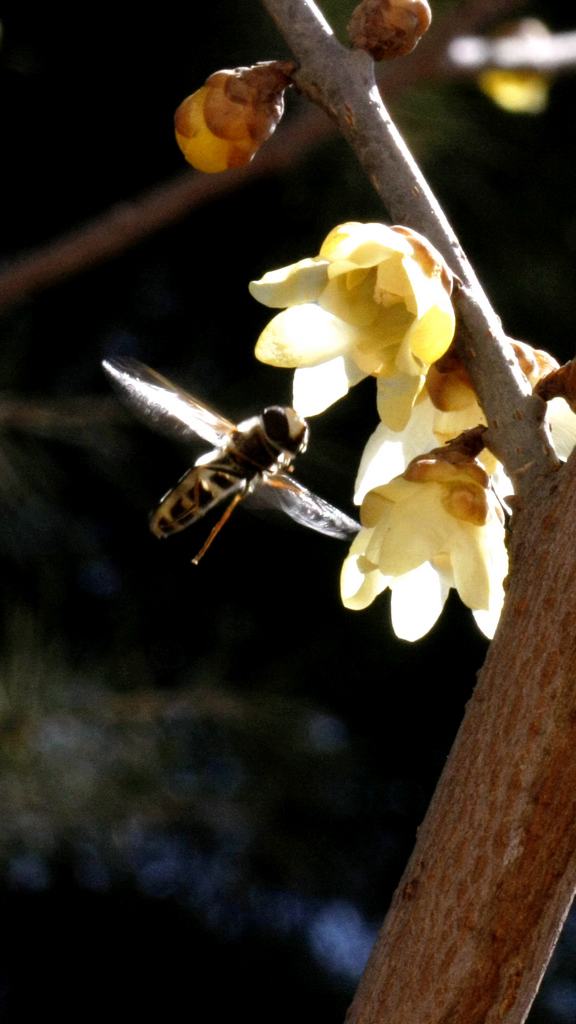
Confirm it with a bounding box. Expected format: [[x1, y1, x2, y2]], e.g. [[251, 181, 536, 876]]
[[261, 0, 559, 498]]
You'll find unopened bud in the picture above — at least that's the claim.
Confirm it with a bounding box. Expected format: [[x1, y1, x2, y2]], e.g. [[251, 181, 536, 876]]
[[347, 0, 431, 61], [175, 61, 295, 174]]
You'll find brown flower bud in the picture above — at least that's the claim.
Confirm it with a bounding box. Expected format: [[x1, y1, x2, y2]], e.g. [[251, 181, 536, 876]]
[[174, 61, 295, 174], [347, 0, 431, 61], [203, 62, 295, 145]]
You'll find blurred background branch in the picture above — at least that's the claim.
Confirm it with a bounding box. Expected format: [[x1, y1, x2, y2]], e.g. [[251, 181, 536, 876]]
[[0, 0, 570, 318]]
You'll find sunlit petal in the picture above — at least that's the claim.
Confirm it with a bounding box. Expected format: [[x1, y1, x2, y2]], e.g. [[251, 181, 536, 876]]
[[249, 258, 329, 307], [320, 222, 411, 265], [255, 305, 359, 367], [341, 530, 390, 610], [367, 489, 452, 576], [292, 357, 366, 416], [547, 397, 576, 460], [354, 399, 437, 503], [376, 373, 425, 432], [390, 562, 449, 641]]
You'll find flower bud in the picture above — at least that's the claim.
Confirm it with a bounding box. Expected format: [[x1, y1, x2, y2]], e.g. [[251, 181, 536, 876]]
[[175, 61, 295, 174], [347, 0, 431, 61]]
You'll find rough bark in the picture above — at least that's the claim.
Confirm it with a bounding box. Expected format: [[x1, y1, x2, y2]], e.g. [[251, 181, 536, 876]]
[[347, 452, 576, 1024]]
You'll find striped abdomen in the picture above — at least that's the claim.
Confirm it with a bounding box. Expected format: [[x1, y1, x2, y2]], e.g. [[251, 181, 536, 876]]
[[150, 458, 248, 538]]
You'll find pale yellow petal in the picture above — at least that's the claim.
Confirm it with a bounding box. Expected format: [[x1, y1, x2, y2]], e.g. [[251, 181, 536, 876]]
[[318, 269, 381, 328], [320, 222, 411, 266], [255, 304, 358, 368], [478, 69, 548, 115], [341, 530, 390, 610], [390, 562, 449, 641], [249, 258, 329, 308], [376, 373, 425, 432], [354, 399, 437, 503], [449, 510, 507, 612], [292, 357, 367, 416], [367, 487, 453, 577], [374, 255, 413, 300], [405, 292, 455, 366], [433, 403, 486, 446]]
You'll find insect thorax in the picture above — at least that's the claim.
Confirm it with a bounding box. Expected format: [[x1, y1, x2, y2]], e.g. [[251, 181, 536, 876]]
[[234, 407, 309, 471]]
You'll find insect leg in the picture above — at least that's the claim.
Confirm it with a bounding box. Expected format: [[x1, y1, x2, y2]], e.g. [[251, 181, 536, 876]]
[[191, 491, 245, 565]]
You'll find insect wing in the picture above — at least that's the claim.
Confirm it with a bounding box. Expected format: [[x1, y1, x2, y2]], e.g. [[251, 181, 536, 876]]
[[259, 472, 361, 540], [102, 358, 236, 447]]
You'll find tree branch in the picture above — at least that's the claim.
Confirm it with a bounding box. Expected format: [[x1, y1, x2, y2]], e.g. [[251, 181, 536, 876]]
[[262, 0, 558, 497], [0, 0, 547, 341], [346, 456, 576, 1024], [257, 2, 576, 1024]]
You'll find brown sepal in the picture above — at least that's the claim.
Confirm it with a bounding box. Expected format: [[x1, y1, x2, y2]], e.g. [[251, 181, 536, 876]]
[[406, 426, 489, 481], [204, 61, 296, 144]]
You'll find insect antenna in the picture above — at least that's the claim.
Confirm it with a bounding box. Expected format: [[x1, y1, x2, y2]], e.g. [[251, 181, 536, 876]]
[[191, 491, 245, 565]]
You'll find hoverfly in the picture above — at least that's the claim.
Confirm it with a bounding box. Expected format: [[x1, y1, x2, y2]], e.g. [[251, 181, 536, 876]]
[[103, 358, 360, 563]]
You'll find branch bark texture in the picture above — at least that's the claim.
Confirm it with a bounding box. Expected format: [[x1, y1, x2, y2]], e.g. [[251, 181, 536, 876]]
[[262, 0, 559, 498], [347, 458, 576, 1024], [259, 2, 576, 1024]]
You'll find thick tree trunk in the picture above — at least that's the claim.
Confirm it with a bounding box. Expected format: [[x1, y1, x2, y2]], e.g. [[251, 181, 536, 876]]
[[346, 455, 576, 1024]]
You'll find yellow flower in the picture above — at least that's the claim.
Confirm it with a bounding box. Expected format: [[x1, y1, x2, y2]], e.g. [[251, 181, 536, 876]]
[[478, 70, 549, 115], [250, 222, 455, 429], [354, 341, 562, 504], [341, 455, 508, 640]]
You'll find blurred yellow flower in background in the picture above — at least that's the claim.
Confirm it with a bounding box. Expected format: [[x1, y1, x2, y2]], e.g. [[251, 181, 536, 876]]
[[478, 69, 549, 114], [250, 222, 455, 429]]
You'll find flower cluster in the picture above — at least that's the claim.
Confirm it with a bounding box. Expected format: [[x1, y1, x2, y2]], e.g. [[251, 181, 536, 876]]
[[250, 222, 576, 640]]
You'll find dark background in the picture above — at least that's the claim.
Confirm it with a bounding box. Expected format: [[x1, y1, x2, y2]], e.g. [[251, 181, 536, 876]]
[[0, 1, 575, 1020]]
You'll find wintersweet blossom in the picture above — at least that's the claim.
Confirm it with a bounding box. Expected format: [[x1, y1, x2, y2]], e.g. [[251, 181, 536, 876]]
[[250, 222, 455, 429], [341, 453, 508, 641], [354, 341, 572, 504]]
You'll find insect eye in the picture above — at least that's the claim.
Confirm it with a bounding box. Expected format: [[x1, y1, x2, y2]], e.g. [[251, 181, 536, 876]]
[[262, 407, 290, 445], [262, 407, 309, 452]]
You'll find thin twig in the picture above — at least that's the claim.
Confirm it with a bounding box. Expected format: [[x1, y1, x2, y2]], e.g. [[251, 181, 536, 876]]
[[0, 0, 540, 326]]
